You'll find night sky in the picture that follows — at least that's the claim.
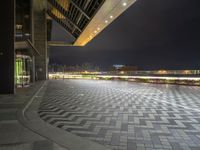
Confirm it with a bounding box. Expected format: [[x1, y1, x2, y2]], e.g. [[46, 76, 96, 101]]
[[49, 0, 200, 70]]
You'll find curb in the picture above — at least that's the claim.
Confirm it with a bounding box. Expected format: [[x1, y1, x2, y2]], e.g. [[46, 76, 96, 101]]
[[18, 81, 111, 150]]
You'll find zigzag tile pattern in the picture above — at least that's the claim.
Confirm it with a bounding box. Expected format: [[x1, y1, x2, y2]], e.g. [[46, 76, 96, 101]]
[[39, 80, 200, 150]]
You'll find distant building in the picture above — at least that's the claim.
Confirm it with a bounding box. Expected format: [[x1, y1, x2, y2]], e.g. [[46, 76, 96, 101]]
[[113, 65, 138, 71], [49, 63, 101, 73]]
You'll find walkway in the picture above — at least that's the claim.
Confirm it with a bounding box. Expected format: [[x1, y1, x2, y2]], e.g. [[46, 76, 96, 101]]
[[0, 81, 66, 150], [38, 79, 200, 150], [1, 79, 200, 150]]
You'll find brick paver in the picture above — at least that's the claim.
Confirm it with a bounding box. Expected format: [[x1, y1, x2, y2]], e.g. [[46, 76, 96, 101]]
[[39, 79, 200, 150]]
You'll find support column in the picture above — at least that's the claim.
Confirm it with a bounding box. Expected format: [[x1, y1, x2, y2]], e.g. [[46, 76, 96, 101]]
[[30, 56, 36, 83], [32, 0, 48, 80], [0, 0, 15, 94]]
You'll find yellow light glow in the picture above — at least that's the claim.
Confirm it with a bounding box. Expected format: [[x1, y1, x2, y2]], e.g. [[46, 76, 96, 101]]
[[123, 2, 127, 6], [120, 71, 125, 74], [184, 70, 190, 74], [49, 73, 200, 83], [56, 0, 70, 11], [158, 70, 168, 74], [51, 0, 70, 19], [73, 0, 138, 46], [51, 9, 66, 19]]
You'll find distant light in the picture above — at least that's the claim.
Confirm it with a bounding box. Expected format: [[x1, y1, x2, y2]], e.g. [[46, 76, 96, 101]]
[[15, 34, 23, 37], [97, 27, 100, 31], [94, 30, 97, 33], [25, 33, 30, 36], [110, 15, 113, 19], [89, 35, 92, 38], [123, 2, 127, 6], [120, 71, 125, 74], [105, 20, 108, 23]]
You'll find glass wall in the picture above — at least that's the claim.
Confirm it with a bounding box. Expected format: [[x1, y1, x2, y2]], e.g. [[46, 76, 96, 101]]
[[16, 0, 31, 41], [15, 55, 32, 87]]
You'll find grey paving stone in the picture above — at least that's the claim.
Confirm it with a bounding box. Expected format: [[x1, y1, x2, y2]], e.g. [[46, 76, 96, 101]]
[[111, 133, 121, 146], [38, 80, 200, 150], [121, 123, 128, 132], [170, 142, 182, 150], [33, 140, 53, 150], [0, 112, 17, 121], [127, 141, 137, 150]]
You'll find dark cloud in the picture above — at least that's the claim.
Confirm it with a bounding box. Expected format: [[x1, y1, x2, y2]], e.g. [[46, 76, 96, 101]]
[[50, 0, 200, 70]]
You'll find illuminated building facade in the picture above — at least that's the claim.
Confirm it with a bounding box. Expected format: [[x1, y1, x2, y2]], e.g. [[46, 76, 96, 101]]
[[0, 0, 136, 94]]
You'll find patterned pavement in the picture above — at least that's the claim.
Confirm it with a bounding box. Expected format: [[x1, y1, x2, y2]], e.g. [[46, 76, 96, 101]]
[[38, 79, 200, 150]]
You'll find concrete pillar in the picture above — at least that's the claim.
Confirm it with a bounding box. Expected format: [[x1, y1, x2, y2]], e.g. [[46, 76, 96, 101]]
[[32, 0, 48, 80], [0, 0, 15, 94], [30, 56, 36, 83]]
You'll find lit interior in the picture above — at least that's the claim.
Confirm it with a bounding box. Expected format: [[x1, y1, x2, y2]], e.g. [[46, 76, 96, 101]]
[[51, 0, 70, 19]]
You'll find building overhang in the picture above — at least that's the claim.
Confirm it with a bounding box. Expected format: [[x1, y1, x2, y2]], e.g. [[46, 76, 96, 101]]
[[73, 0, 137, 46], [48, 41, 73, 46], [47, 0, 137, 47], [15, 40, 40, 56]]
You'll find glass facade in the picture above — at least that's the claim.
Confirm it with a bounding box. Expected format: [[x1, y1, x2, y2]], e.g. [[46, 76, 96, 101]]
[[15, 0, 34, 88], [16, 0, 31, 41], [15, 54, 32, 87]]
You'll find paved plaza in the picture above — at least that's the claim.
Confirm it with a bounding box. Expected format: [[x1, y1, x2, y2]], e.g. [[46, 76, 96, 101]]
[[0, 82, 67, 150], [38, 79, 200, 150]]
